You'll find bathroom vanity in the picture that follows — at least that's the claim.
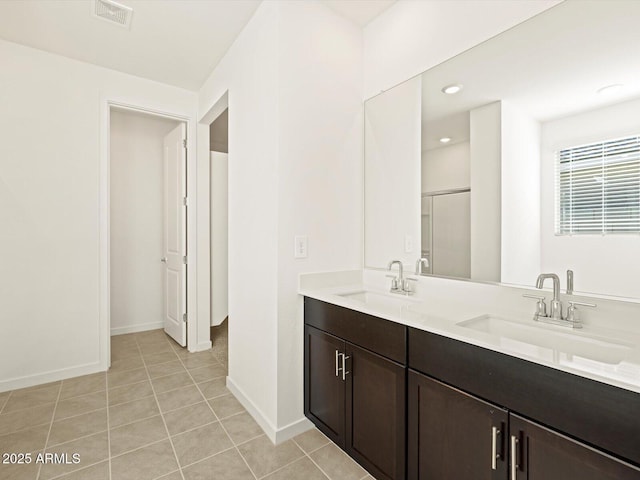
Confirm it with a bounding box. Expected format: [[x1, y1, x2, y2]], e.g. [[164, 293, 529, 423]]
[[301, 281, 640, 480]]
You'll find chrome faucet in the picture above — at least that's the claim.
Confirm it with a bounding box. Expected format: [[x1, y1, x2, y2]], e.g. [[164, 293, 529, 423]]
[[415, 257, 429, 275], [523, 272, 596, 329], [387, 260, 404, 293], [387, 260, 416, 295], [536, 273, 562, 319]]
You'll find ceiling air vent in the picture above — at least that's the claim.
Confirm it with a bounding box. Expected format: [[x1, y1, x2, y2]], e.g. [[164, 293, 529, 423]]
[[93, 0, 133, 29]]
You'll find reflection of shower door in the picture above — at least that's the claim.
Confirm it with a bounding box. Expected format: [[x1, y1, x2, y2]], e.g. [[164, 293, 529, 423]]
[[425, 190, 470, 278]]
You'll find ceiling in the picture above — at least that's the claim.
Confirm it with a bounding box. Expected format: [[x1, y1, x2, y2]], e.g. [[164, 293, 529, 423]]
[[0, 0, 395, 91], [419, 1, 640, 150]]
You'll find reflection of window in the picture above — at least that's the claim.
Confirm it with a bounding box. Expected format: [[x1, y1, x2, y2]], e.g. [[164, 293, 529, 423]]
[[556, 135, 640, 234]]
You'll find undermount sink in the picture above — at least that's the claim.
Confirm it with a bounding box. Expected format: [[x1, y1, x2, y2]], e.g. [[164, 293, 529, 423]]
[[457, 315, 633, 365], [338, 290, 416, 310]]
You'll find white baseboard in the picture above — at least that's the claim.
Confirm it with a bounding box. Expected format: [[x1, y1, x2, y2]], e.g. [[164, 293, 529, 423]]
[[189, 340, 213, 353], [226, 376, 313, 444], [0, 362, 105, 394], [110, 321, 164, 336]]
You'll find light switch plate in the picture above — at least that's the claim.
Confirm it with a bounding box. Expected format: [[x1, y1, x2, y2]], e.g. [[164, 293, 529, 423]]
[[294, 235, 308, 258], [405, 234, 414, 253]]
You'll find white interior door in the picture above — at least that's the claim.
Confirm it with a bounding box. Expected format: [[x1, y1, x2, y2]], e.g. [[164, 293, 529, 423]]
[[162, 123, 187, 346]]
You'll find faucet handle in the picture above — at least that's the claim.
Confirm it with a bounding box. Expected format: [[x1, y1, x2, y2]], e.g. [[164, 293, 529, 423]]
[[566, 301, 596, 324], [402, 277, 418, 294], [523, 294, 547, 318], [385, 274, 399, 291]]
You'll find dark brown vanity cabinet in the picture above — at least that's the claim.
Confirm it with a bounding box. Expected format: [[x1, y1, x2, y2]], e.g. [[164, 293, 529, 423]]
[[408, 371, 640, 480], [408, 328, 640, 480], [304, 298, 407, 480]]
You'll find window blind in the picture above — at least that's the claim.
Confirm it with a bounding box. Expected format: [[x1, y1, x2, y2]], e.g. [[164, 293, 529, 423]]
[[555, 135, 640, 234]]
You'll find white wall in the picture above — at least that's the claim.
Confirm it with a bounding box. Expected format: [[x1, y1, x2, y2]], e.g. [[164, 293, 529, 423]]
[[198, 0, 363, 441], [110, 110, 179, 335], [0, 39, 197, 392], [364, 76, 422, 269], [470, 102, 501, 282], [501, 102, 541, 286], [363, 0, 562, 99], [540, 98, 640, 299], [422, 141, 470, 193], [210, 151, 228, 326]]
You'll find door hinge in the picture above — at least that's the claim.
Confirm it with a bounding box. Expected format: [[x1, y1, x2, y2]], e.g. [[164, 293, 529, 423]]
[[182, 313, 187, 323], [182, 196, 188, 206], [182, 138, 187, 148], [183, 255, 188, 264]]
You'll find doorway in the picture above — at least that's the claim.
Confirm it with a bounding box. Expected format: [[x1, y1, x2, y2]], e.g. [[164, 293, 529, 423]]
[[209, 107, 229, 358], [109, 107, 188, 352]]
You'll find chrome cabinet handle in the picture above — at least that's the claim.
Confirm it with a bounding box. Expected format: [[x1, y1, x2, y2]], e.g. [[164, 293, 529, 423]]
[[510, 435, 519, 480], [491, 426, 500, 470], [335, 350, 340, 377], [341, 355, 350, 381], [160, 257, 167, 263]]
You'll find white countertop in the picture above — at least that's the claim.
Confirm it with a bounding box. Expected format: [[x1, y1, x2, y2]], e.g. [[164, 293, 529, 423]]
[[299, 275, 640, 395]]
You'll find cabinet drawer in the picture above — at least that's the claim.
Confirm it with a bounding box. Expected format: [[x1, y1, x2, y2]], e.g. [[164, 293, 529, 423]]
[[408, 327, 640, 467], [304, 297, 406, 364]]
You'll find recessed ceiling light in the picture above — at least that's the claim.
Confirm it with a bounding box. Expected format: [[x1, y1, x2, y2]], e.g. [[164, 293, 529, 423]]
[[439, 137, 451, 144], [597, 84, 623, 95], [441, 84, 463, 95]]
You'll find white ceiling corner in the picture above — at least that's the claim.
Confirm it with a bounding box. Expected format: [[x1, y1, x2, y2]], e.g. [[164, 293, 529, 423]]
[[322, 0, 396, 27]]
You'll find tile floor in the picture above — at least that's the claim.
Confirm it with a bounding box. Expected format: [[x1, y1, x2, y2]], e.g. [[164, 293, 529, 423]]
[[0, 324, 375, 480]]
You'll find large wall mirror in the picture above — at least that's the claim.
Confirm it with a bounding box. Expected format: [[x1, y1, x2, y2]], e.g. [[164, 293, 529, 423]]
[[365, 0, 640, 300]]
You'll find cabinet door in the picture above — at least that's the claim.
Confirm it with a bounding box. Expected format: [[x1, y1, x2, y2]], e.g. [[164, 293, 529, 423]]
[[408, 370, 508, 480], [510, 414, 640, 480], [304, 325, 345, 446], [346, 343, 406, 480]]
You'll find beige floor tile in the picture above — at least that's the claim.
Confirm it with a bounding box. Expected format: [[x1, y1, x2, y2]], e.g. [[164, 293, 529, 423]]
[[142, 351, 178, 366], [237, 435, 304, 478], [171, 421, 232, 467], [107, 368, 149, 389], [156, 385, 204, 413], [208, 393, 244, 420], [1, 384, 60, 413], [139, 342, 174, 356], [109, 396, 160, 428], [59, 373, 106, 400], [110, 415, 168, 456], [0, 424, 49, 455], [220, 412, 263, 445], [293, 428, 330, 454], [112, 342, 141, 361], [48, 409, 108, 447], [109, 355, 145, 373], [135, 329, 169, 343], [155, 471, 183, 480], [40, 431, 109, 480], [189, 364, 226, 383], [110, 439, 178, 480], [309, 443, 367, 480], [54, 461, 110, 480], [147, 360, 186, 379], [54, 392, 106, 421], [108, 380, 154, 406], [151, 371, 194, 394], [182, 448, 254, 480], [264, 456, 330, 480], [198, 377, 229, 399], [163, 401, 216, 436], [0, 459, 40, 479], [180, 352, 220, 370], [0, 403, 55, 435]]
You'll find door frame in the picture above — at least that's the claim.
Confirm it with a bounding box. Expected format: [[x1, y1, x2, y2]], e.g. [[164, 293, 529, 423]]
[[99, 98, 198, 369]]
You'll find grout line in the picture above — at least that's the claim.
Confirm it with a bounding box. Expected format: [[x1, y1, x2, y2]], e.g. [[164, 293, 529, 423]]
[[35, 380, 63, 480], [105, 368, 113, 480], [46, 458, 109, 480], [174, 338, 259, 480], [255, 450, 308, 480], [177, 444, 237, 471], [138, 336, 187, 480], [290, 438, 333, 480], [46, 427, 109, 449], [0, 391, 12, 414]]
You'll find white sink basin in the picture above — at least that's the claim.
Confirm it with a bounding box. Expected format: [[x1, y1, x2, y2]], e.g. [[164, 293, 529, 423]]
[[338, 290, 416, 310], [457, 315, 632, 365]]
